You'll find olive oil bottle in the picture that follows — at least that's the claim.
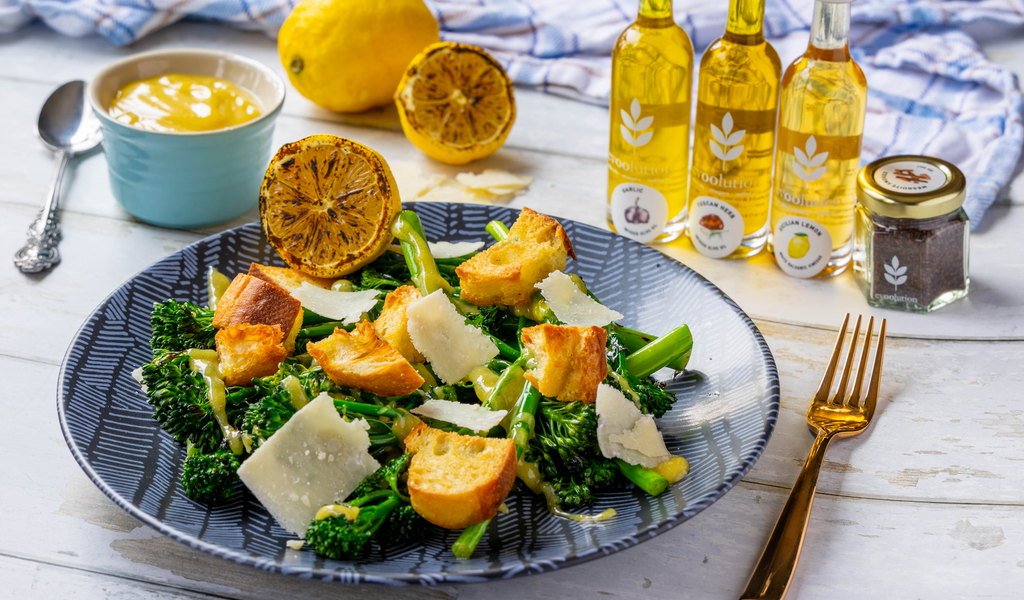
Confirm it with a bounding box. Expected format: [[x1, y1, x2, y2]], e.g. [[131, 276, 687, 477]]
[[607, 0, 694, 244], [769, 0, 867, 278], [686, 0, 780, 259]]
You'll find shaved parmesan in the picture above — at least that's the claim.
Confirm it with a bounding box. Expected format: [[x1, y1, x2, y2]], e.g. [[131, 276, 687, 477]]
[[596, 383, 671, 468], [411, 399, 507, 432], [537, 271, 624, 327], [406, 290, 499, 384], [456, 170, 533, 194], [428, 241, 485, 258], [290, 283, 379, 324], [237, 393, 380, 536], [391, 162, 448, 199]]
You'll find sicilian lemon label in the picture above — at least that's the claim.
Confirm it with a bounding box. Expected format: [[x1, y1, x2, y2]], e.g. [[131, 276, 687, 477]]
[[773, 217, 832, 278], [611, 183, 668, 243], [688, 196, 744, 258]]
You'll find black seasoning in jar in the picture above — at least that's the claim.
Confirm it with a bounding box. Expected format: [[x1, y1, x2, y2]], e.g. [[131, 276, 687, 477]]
[[853, 155, 969, 313]]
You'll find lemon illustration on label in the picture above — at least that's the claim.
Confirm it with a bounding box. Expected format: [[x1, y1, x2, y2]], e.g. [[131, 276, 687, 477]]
[[788, 233, 810, 259]]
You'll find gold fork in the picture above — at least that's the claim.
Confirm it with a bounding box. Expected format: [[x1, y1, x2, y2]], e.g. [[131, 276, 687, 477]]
[[739, 314, 887, 600]]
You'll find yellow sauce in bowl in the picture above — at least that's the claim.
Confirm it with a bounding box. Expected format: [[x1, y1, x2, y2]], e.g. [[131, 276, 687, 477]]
[[108, 74, 262, 133]]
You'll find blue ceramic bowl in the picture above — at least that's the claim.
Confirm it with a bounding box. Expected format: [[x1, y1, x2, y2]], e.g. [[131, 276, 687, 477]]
[[88, 49, 285, 229]]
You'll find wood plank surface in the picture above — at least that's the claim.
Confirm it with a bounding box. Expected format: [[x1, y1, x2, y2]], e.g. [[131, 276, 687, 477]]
[[2, 16, 1023, 600]]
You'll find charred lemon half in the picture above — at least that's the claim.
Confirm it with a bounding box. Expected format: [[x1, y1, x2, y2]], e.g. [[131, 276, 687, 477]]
[[259, 134, 401, 278], [395, 42, 515, 165]]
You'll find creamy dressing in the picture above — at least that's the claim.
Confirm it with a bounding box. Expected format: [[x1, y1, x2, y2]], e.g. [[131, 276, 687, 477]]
[[314, 504, 361, 521], [187, 349, 243, 454], [467, 365, 500, 402], [206, 266, 231, 310]]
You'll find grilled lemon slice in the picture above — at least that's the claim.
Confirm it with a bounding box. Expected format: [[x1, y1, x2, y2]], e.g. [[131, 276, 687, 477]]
[[259, 134, 401, 278], [395, 42, 516, 165]]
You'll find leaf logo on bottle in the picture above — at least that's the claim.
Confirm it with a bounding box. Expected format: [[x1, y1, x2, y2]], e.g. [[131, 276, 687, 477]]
[[709, 113, 745, 166], [620, 99, 654, 147], [793, 136, 828, 182], [883, 255, 908, 292]]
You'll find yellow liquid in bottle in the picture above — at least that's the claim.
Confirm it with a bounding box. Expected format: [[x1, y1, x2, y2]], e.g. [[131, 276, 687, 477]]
[[108, 74, 262, 133], [686, 0, 780, 258], [607, 0, 693, 244], [769, 1, 867, 278]]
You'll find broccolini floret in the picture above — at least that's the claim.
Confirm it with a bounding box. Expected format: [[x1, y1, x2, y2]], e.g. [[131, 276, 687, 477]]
[[140, 352, 254, 453], [306, 455, 432, 559], [150, 300, 217, 354], [180, 440, 241, 503], [604, 330, 677, 418]]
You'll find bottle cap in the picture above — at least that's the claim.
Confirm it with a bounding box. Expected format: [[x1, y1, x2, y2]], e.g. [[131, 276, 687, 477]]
[[857, 155, 966, 219]]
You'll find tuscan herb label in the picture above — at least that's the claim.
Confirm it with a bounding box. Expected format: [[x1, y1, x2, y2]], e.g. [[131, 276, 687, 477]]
[[873, 160, 947, 194], [689, 196, 744, 258], [611, 183, 668, 243], [773, 216, 832, 278]]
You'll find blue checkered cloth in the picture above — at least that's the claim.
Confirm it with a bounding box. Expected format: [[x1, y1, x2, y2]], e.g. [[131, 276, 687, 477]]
[[2, 0, 1021, 228]]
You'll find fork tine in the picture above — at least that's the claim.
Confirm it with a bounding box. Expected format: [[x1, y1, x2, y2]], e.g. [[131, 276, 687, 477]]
[[831, 315, 862, 405], [863, 319, 887, 420], [849, 317, 874, 408], [813, 313, 850, 403]]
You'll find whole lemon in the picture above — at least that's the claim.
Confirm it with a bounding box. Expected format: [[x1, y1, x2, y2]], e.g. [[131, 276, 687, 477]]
[[278, 0, 439, 113]]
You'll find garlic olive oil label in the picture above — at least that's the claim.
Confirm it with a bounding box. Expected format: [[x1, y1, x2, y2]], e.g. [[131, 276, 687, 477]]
[[607, 0, 694, 244], [687, 0, 780, 258], [611, 183, 670, 243]]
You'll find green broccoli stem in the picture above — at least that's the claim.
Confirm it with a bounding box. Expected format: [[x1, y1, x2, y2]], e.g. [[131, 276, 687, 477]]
[[613, 458, 669, 496], [612, 324, 691, 372], [490, 336, 519, 361], [297, 321, 356, 338], [391, 211, 452, 296], [333, 398, 402, 421], [508, 385, 542, 460], [485, 220, 511, 241], [623, 325, 692, 378], [452, 519, 490, 559]]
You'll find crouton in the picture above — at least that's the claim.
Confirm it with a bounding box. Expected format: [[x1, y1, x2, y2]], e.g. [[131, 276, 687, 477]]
[[306, 321, 424, 397], [215, 324, 288, 387], [456, 207, 575, 306], [247, 263, 334, 293], [520, 324, 607, 403], [403, 424, 517, 529], [212, 274, 304, 352], [373, 285, 425, 363]]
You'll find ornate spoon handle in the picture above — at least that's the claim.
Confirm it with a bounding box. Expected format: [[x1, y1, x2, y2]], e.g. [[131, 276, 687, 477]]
[[14, 150, 68, 273]]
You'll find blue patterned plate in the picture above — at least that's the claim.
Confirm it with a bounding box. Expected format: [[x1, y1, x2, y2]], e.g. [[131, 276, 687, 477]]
[[58, 202, 778, 585]]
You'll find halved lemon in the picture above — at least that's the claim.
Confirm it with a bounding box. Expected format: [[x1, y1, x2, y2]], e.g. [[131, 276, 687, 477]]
[[259, 134, 402, 278], [395, 42, 516, 165]]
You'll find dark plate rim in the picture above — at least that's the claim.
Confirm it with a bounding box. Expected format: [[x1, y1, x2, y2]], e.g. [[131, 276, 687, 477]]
[[57, 203, 780, 585]]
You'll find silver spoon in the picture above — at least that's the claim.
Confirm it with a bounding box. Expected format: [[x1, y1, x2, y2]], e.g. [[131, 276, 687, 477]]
[[14, 80, 102, 274]]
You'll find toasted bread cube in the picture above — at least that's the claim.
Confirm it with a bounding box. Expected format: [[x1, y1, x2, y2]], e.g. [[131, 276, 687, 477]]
[[373, 285, 425, 364], [456, 207, 575, 306], [306, 321, 424, 397], [520, 324, 607, 403], [213, 274, 304, 353], [247, 263, 334, 294], [403, 424, 516, 529], [215, 324, 288, 387]]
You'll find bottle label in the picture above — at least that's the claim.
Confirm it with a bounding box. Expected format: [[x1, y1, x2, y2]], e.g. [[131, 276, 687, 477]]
[[689, 196, 744, 258], [611, 183, 668, 243], [773, 217, 832, 278], [873, 160, 947, 194]]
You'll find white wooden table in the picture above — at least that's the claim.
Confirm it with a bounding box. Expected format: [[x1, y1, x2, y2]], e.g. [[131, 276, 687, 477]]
[[3, 20, 1024, 599]]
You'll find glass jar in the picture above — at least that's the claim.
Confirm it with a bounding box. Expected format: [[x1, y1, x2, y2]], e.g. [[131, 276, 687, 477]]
[[853, 155, 969, 313]]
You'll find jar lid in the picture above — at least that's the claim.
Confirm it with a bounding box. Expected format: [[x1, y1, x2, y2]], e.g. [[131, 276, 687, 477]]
[[857, 155, 966, 219]]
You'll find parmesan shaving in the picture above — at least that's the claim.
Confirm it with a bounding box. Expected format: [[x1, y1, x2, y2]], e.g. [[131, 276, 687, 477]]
[[428, 241, 485, 258], [411, 399, 507, 432], [290, 283, 379, 324], [596, 383, 672, 468], [237, 393, 379, 536], [537, 271, 624, 327], [455, 170, 533, 193], [390, 162, 532, 204], [406, 290, 499, 384]]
